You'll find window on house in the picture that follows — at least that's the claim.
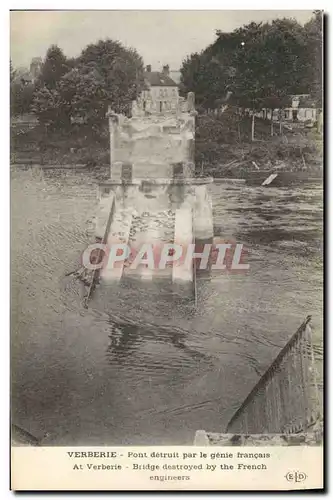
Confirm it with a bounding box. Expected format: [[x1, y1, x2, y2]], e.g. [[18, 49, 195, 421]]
[[159, 101, 163, 112], [143, 101, 146, 111]]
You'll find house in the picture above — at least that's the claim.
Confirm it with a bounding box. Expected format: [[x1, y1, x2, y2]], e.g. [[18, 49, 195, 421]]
[[260, 95, 319, 124], [138, 65, 179, 114], [285, 95, 318, 123]]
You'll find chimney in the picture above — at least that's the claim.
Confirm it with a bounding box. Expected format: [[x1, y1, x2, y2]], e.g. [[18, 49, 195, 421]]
[[162, 64, 170, 76], [146, 64, 151, 72]]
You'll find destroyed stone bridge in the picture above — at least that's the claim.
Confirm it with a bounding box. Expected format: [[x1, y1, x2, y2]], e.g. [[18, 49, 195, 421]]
[[89, 92, 213, 294]]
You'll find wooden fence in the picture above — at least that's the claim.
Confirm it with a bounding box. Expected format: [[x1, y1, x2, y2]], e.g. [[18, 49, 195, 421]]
[[226, 316, 323, 434]]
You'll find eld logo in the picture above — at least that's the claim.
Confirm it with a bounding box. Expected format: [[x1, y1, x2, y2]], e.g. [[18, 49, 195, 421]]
[[285, 471, 307, 483]]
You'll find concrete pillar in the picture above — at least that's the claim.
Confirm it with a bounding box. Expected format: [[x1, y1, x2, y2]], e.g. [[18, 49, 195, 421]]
[[188, 138, 195, 163], [193, 184, 214, 275], [193, 185, 214, 241], [111, 161, 123, 181], [103, 205, 133, 283], [121, 162, 133, 182], [172, 162, 184, 179], [173, 208, 193, 284]]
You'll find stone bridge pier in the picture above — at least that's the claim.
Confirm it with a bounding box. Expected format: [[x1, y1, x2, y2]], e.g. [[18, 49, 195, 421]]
[[91, 92, 214, 297]]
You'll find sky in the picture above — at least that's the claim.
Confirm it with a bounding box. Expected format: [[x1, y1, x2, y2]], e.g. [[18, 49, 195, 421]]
[[10, 10, 314, 71]]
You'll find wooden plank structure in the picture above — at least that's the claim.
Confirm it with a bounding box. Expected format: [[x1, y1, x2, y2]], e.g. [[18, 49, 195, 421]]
[[194, 316, 323, 445], [225, 316, 322, 435]]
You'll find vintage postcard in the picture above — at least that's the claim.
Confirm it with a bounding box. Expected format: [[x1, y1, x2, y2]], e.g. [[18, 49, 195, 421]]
[[10, 9, 323, 491]]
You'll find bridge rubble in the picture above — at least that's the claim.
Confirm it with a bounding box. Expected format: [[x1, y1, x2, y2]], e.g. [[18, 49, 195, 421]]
[[85, 92, 214, 301]]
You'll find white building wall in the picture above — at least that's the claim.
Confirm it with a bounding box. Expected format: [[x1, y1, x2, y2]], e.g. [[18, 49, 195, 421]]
[[139, 85, 179, 113]]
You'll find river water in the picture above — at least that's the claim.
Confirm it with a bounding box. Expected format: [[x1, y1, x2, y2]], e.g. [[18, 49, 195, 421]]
[[11, 167, 323, 445]]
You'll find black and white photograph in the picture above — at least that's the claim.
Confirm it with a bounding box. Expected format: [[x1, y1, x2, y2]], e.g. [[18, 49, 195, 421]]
[[10, 8, 323, 490]]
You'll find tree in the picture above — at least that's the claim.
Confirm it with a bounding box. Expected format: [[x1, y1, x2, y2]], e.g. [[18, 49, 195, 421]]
[[32, 45, 72, 127], [303, 11, 323, 105], [32, 39, 145, 129], [76, 39, 144, 116], [57, 67, 108, 126], [31, 86, 62, 127], [228, 19, 309, 109], [180, 53, 202, 97], [180, 17, 316, 112], [35, 45, 70, 90], [180, 51, 232, 109]]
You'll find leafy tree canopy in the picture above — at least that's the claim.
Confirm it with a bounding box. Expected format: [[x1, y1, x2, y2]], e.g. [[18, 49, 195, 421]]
[[180, 12, 322, 109], [36, 45, 70, 90], [32, 39, 145, 129]]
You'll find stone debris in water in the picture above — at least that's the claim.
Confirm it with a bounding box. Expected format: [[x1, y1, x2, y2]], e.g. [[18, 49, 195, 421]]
[[129, 210, 175, 240]]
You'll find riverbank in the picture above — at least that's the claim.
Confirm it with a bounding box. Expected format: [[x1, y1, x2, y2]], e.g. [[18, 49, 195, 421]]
[[11, 111, 323, 179], [195, 112, 323, 178], [10, 122, 110, 168]]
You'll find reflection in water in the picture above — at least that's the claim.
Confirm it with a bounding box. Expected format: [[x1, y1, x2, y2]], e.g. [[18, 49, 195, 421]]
[[106, 317, 208, 363], [11, 168, 323, 445], [108, 322, 141, 358]]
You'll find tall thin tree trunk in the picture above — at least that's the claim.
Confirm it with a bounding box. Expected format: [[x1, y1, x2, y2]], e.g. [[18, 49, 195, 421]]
[[270, 108, 274, 137]]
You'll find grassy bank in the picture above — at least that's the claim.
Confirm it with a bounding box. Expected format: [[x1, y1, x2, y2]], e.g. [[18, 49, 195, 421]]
[[10, 122, 110, 167]]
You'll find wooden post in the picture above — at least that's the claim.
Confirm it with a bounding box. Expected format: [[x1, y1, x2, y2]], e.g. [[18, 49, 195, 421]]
[[279, 109, 283, 135], [251, 112, 255, 141], [108, 106, 113, 176], [317, 109, 323, 134]]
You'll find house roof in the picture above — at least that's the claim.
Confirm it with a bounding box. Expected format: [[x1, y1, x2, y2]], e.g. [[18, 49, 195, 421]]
[[144, 71, 178, 87], [169, 70, 181, 85]]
